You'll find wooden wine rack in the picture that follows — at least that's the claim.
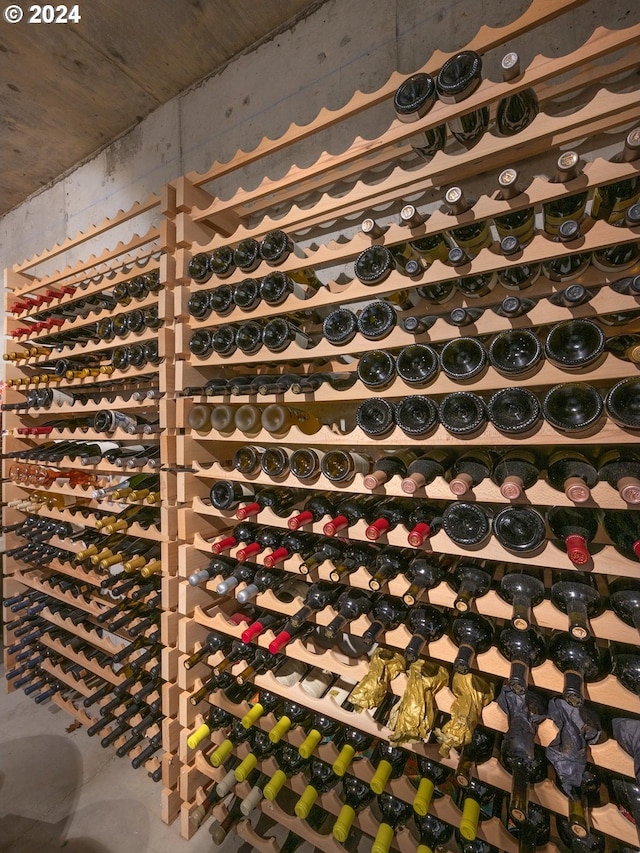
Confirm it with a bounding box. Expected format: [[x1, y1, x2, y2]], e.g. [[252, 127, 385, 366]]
[[4, 2, 640, 851], [2, 193, 177, 789], [166, 3, 640, 850]]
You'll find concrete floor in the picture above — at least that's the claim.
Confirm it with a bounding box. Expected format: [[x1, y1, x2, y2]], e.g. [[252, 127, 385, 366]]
[[0, 668, 249, 853]]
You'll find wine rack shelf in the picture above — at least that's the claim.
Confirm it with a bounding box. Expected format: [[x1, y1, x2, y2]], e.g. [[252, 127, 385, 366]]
[[5, 4, 640, 851], [187, 460, 637, 511], [187, 499, 640, 578]]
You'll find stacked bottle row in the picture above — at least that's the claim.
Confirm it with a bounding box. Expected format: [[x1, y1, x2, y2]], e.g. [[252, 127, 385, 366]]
[[2, 238, 170, 784]]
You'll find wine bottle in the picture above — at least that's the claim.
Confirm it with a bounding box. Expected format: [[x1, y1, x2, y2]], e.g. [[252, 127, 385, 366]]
[[606, 376, 640, 430], [362, 450, 418, 490], [498, 687, 548, 824], [542, 219, 591, 282], [448, 561, 493, 612], [320, 449, 372, 484], [323, 589, 373, 639], [609, 578, 640, 634], [488, 329, 542, 376], [543, 152, 588, 234], [395, 395, 439, 437], [442, 502, 492, 547], [611, 642, 640, 696], [458, 778, 503, 842], [444, 187, 493, 256], [322, 494, 384, 536], [546, 450, 598, 504], [548, 632, 609, 706], [435, 51, 488, 148], [450, 612, 494, 673], [262, 741, 309, 803], [542, 383, 603, 435], [544, 319, 605, 370], [498, 238, 541, 290], [606, 333, 640, 364], [355, 397, 396, 437], [361, 594, 409, 647], [448, 450, 495, 496], [556, 815, 605, 853], [439, 336, 487, 380], [499, 568, 545, 632], [591, 129, 640, 224], [287, 581, 343, 629], [287, 492, 337, 530], [333, 774, 375, 842], [365, 498, 414, 540], [395, 343, 439, 387], [493, 506, 546, 554], [357, 300, 398, 341], [492, 450, 539, 500], [356, 349, 396, 391], [402, 555, 450, 605], [372, 792, 413, 853], [404, 604, 448, 663], [551, 572, 603, 640], [414, 813, 453, 853], [592, 203, 640, 271], [496, 51, 539, 136], [328, 541, 378, 582], [367, 546, 414, 591], [546, 506, 599, 566], [498, 627, 547, 694], [393, 73, 446, 162], [597, 449, 640, 504], [322, 307, 358, 345], [438, 391, 487, 437], [294, 759, 340, 818]]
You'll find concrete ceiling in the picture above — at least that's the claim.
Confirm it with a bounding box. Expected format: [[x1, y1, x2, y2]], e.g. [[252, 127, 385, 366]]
[[0, 0, 322, 216]]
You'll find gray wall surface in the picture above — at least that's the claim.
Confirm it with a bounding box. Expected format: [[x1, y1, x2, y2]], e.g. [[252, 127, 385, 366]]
[[0, 0, 636, 285]]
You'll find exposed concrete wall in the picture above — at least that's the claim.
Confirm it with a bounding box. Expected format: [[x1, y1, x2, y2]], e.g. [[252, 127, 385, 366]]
[[0, 0, 635, 281]]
